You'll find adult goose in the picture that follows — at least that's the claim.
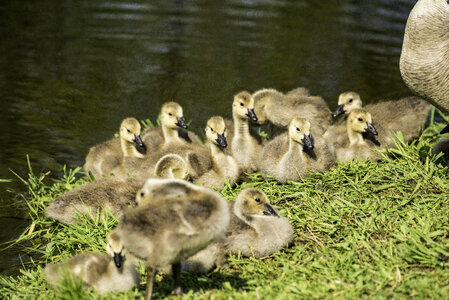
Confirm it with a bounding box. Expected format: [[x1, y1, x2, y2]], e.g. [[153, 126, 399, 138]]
[[400, 0, 449, 151]]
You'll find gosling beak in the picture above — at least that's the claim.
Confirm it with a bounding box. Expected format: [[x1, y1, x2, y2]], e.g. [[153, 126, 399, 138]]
[[263, 204, 279, 217], [302, 134, 314, 150], [216, 133, 227, 148], [133, 134, 147, 155], [246, 108, 258, 122], [366, 122, 378, 135], [441, 123, 449, 134], [133, 134, 144, 148], [113, 252, 122, 269], [332, 104, 345, 118], [176, 117, 188, 129]]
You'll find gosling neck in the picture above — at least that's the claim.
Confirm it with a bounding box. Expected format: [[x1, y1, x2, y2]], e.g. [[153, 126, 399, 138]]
[[347, 127, 364, 146], [121, 138, 144, 158], [232, 111, 249, 137], [207, 142, 225, 173], [209, 142, 223, 159], [288, 137, 306, 159], [162, 124, 180, 144], [279, 137, 308, 168]]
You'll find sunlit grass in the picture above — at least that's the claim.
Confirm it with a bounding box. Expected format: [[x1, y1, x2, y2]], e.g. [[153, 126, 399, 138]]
[[1, 111, 449, 299]]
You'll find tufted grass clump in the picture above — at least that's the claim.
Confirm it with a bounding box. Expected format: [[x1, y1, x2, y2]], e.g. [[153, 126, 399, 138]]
[[1, 111, 449, 299]]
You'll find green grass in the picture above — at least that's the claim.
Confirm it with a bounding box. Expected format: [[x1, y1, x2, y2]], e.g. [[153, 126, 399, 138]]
[[1, 113, 449, 299]]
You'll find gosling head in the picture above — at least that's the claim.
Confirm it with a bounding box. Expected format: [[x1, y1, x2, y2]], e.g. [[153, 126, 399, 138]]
[[232, 91, 258, 122], [288, 117, 314, 150], [205, 116, 227, 148], [332, 91, 363, 118], [136, 178, 197, 206], [160, 102, 188, 129], [235, 188, 279, 218], [106, 230, 126, 269], [120, 118, 145, 150], [154, 154, 188, 180], [347, 109, 378, 135]]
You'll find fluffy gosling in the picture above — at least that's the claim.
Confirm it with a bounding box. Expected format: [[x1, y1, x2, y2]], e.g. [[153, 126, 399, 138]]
[[258, 117, 334, 182], [223, 188, 293, 257], [225, 91, 262, 173], [325, 109, 380, 163], [195, 116, 240, 189], [45, 230, 139, 295], [83, 117, 146, 178], [332, 91, 430, 144], [117, 178, 230, 299]]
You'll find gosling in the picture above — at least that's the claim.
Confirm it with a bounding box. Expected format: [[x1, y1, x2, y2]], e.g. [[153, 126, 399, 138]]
[[258, 117, 335, 183], [45, 230, 139, 295], [194, 116, 240, 189], [252, 88, 332, 136], [83, 117, 146, 179], [45, 177, 143, 225], [136, 139, 212, 181], [223, 188, 293, 257], [140, 102, 201, 152], [154, 153, 189, 180], [127, 102, 211, 179], [225, 91, 262, 173], [46, 154, 188, 225], [325, 109, 380, 163], [116, 178, 230, 299], [332, 91, 431, 144], [180, 188, 293, 273]]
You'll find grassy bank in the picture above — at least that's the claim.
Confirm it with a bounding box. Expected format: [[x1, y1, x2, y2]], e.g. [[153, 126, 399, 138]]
[[1, 115, 449, 299]]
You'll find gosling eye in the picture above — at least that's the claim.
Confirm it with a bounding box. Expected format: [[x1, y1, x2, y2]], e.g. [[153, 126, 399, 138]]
[[358, 118, 363, 122], [168, 112, 173, 116], [140, 192, 144, 197], [349, 99, 353, 103], [127, 129, 131, 133], [296, 127, 300, 132], [211, 128, 214, 132], [240, 102, 244, 107], [255, 198, 261, 203]]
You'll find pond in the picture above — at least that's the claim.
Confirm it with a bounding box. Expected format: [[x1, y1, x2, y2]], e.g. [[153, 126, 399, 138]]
[[0, 0, 417, 275]]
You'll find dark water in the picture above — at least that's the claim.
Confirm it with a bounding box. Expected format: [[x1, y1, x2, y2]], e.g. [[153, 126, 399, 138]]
[[0, 0, 417, 275]]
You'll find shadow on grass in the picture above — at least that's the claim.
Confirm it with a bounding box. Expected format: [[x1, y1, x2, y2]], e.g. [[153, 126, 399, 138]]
[[150, 269, 248, 298]]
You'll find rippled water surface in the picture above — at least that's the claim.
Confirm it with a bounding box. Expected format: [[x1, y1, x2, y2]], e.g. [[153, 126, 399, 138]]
[[0, 0, 417, 275]]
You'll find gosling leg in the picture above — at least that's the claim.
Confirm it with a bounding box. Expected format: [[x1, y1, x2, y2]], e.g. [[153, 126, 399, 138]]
[[144, 266, 156, 300], [172, 262, 182, 296], [216, 245, 229, 269]]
